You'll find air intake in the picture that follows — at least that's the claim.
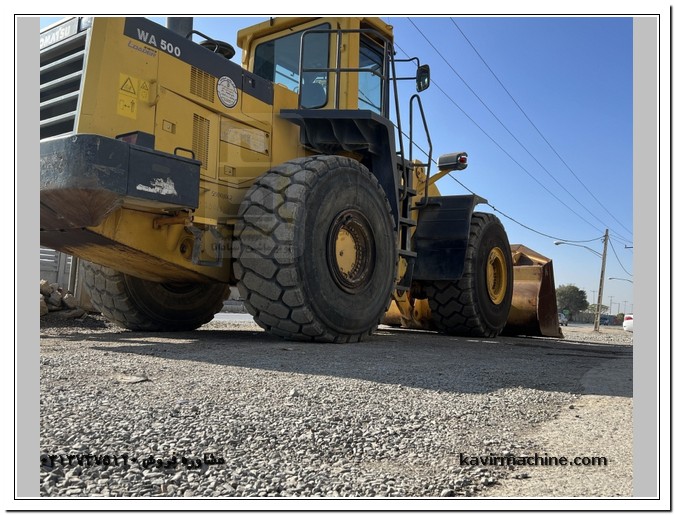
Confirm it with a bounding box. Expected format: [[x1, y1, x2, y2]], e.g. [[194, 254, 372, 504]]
[[190, 67, 215, 103], [192, 114, 210, 169]]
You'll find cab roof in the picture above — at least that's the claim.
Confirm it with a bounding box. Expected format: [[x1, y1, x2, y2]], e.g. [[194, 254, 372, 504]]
[[236, 16, 394, 50]]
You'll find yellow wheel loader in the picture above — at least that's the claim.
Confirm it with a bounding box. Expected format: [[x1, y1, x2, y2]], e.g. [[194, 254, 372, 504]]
[[39, 16, 560, 341]]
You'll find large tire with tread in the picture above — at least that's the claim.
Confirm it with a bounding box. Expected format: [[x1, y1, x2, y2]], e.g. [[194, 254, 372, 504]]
[[82, 261, 229, 331], [426, 212, 513, 337], [234, 155, 397, 343]]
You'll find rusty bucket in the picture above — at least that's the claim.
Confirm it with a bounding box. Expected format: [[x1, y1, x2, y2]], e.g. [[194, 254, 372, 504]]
[[502, 244, 562, 337]]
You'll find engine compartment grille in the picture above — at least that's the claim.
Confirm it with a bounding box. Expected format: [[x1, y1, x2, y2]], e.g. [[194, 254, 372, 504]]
[[190, 66, 215, 103], [40, 30, 88, 139]]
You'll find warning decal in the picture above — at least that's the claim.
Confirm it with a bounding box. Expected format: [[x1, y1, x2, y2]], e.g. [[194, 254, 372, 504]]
[[139, 81, 149, 102], [120, 77, 136, 95], [117, 74, 138, 119]]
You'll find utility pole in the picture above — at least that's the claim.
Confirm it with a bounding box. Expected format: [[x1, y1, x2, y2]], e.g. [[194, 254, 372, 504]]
[[593, 229, 609, 332], [608, 296, 614, 315]]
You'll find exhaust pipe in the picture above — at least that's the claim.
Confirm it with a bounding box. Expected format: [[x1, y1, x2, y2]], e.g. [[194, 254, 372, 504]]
[[167, 17, 193, 39]]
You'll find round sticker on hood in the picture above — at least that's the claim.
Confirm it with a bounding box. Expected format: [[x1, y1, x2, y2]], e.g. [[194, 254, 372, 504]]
[[217, 76, 238, 108]]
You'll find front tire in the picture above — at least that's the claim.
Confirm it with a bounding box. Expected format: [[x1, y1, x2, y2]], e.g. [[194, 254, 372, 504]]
[[233, 156, 397, 342], [82, 262, 229, 331], [427, 212, 513, 337]]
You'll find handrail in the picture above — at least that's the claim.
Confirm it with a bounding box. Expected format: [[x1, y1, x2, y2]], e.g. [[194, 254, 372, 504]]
[[408, 94, 433, 209], [296, 25, 431, 209], [298, 27, 391, 112]]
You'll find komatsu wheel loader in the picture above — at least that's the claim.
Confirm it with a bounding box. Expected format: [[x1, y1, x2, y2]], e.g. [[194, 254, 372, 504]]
[[39, 16, 561, 341]]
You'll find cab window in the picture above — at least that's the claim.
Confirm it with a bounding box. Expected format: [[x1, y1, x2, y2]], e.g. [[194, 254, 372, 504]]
[[253, 23, 330, 108], [358, 37, 386, 115]]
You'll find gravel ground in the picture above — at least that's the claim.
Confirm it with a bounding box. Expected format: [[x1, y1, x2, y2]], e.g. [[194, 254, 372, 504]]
[[39, 313, 632, 498]]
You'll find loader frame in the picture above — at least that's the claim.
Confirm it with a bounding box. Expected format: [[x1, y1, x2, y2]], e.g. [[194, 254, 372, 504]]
[[38, 16, 539, 339]]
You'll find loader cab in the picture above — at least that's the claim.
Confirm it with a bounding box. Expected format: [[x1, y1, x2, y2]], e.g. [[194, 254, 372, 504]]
[[238, 17, 393, 117], [250, 20, 331, 109]]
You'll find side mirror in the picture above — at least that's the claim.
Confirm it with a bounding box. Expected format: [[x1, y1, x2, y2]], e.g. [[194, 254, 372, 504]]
[[416, 64, 430, 92], [438, 152, 468, 172]]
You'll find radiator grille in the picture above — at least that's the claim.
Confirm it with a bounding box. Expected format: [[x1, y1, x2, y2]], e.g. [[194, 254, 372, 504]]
[[190, 66, 215, 103], [192, 114, 210, 169], [40, 30, 87, 139]]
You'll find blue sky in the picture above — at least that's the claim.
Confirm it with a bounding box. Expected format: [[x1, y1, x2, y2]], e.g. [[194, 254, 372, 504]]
[[40, 16, 635, 314]]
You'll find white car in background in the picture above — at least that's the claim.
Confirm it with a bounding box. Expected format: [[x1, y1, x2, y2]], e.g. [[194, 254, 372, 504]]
[[623, 314, 633, 332]]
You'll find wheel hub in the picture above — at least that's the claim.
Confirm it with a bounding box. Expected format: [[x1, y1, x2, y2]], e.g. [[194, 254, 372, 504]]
[[486, 247, 508, 304], [327, 210, 375, 293]]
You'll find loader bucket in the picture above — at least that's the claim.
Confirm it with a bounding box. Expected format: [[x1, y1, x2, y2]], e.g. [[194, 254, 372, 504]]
[[502, 244, 562, 338]]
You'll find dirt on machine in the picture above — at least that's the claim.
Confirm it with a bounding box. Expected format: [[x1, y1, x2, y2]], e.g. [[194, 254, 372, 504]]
[[39, 16, 560, 342]]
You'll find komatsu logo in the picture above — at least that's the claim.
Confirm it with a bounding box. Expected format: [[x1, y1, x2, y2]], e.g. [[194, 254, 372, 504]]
[[40, 18, 78, 50]]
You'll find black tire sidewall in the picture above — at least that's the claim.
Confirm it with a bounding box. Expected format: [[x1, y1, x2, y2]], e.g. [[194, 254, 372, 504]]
[[470, 217, 513, 332], [299, 165, 396, 335], [124, 276, 227, 329]]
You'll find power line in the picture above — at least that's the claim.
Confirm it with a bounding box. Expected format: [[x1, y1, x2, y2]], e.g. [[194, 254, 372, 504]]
[[400, 122, 607, 243], [449, 17, 634, 240], [446, 172, 605, 243], [391, 103, 604, 243], [424, 76, 607, 235], [392, 41, 607, 244], [608, 235, 633, 277], [406, 20, 610, 231], [408, 18, 634, 247]]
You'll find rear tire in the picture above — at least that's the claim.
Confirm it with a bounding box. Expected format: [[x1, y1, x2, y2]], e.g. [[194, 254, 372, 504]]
[[233, 156, 397, 342], [82, 261, 229, 331], [427, 212, 513, 337]]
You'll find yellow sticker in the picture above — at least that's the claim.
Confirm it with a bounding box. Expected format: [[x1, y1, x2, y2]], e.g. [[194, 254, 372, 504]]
[[139, 81, 149, 102], [118, 74, 139, 119], [117, 95, 138, 119], [119, 75, 137, 97]]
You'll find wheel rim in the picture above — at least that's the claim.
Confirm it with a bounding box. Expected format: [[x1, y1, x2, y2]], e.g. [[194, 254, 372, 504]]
[[327, 210, 375, 293], [486, 247, 508, 304]]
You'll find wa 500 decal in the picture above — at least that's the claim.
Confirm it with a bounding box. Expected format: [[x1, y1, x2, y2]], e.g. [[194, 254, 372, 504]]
[[124, 18, 189, 59], [133, 28, 182, 57], [136, 29, 180, 57]]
